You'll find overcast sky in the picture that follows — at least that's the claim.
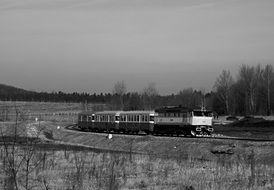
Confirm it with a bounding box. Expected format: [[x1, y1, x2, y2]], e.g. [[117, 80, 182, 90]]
[[0, 0, 274, 94]]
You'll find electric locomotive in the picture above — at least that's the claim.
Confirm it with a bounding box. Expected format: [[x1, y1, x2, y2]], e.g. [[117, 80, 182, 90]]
[[154, 106, 213, 136], [77, 106, 214, 137]]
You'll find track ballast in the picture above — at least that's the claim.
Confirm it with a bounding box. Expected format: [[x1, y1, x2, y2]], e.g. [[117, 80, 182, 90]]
[[65, 124, 274, 142]]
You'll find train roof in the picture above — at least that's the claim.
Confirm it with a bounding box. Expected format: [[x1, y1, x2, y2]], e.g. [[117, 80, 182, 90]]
[[119, 110, 155, 114], [154, 106, 212, 113], [79, 110, 155, 115], [79, 107, 212, 115], [155, 106, 191, 113], [78, 111, 94, 115]]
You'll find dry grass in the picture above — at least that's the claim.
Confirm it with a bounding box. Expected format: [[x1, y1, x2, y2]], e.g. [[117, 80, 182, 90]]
[[1, 148, 273, 190], [1, 101, 274, 189]]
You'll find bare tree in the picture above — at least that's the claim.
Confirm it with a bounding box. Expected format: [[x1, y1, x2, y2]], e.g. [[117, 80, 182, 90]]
[[0, 105, 46, 190], [263, 64, 273, 115], [238, 65, 264, 115], [142, 83, 158, 109], [1, 108, 21, 190], [214, 70, 234, 114], [112, 81, 127, 110], [0, 103, 9, 121]]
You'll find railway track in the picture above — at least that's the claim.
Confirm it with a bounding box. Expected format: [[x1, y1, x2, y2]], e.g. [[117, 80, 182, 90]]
[[64, 124, 274, 142]]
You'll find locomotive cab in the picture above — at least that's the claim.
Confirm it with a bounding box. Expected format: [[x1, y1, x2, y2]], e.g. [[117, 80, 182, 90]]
[[190, 109, 214, 136]]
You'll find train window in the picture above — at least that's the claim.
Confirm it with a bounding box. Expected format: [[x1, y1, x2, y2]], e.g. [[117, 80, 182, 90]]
[[92, 115, 95, 120], [142, 115, 145, 122], [137, 115, 140, 122], [193, 111, 203, 116], [121, 115, 125, 122], [150, 116, 154, 121], [187, 112, 191, 117], [158, 113, 164, 117], [115, 116, 120, 121], [82, 115, 87, 121]]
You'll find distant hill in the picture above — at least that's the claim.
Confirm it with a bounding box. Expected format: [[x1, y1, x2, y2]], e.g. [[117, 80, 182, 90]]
[[0, 83, 33, 95], [0, 83, 106, 102], [0, 83, 35, 101]]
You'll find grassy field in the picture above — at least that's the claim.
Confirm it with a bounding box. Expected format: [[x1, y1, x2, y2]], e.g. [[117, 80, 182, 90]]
[[0, 141, 273, 190], [0, 101, 274, 189]]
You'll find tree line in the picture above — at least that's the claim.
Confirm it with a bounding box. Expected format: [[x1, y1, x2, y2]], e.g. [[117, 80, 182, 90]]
[[0, 64, 273, 115], [213, 64, 274, 115]]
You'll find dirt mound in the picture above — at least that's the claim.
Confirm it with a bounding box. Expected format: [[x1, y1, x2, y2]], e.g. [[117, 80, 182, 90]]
[[228, 116, 274, 127]]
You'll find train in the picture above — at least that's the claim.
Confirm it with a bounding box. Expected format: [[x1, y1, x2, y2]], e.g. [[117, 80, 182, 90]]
[[77, 106, 214, 137]]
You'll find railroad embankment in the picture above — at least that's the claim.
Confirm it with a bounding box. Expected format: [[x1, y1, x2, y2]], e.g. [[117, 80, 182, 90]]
[[1, 120, 274, 164], [45, 122, 274, 164]]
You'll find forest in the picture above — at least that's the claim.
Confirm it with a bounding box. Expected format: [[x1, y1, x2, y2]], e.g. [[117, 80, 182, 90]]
[[0, 64, 273, 116]]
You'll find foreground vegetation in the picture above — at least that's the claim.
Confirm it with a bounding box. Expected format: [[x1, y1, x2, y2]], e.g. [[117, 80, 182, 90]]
[[0, 142, 274, 190], [0, 101, 274, 189], [1, 120, 274, 190]]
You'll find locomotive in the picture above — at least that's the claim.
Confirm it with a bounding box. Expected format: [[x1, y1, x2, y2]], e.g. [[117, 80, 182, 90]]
[[77, 106, 214, 137]]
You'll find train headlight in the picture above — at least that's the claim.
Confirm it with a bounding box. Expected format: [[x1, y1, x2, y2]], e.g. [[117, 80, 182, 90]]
[[208, 128, 214, 132]]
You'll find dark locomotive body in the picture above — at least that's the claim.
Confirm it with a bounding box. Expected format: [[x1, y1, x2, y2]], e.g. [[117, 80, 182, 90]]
[[78, 106, 213, 137]]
